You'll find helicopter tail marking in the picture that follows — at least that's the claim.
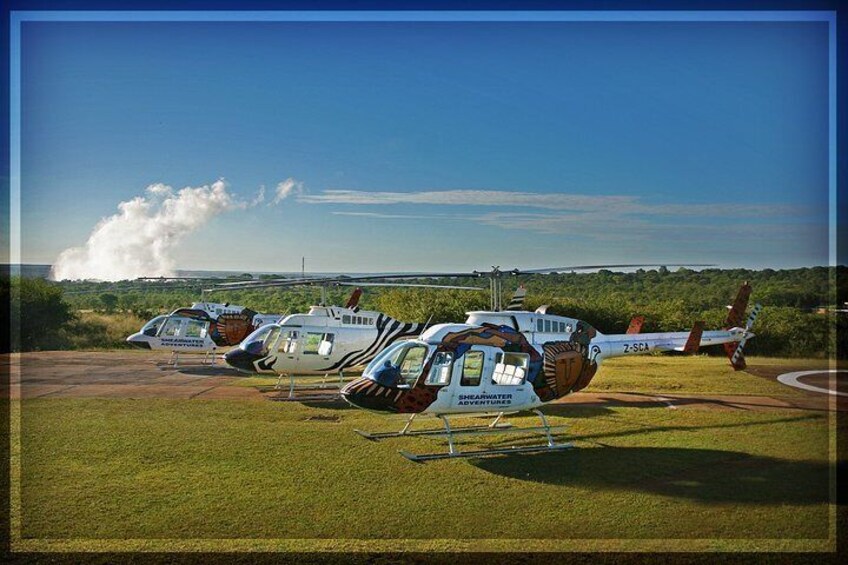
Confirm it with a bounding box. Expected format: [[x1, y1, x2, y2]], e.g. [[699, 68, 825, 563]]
[[626, 316, 645, 334], [681, 321, 705, 354], [723, 281, 752, 329], [506, 285, 527, 311], [345, 287, 363, 309], [725, 303, 762, 371]]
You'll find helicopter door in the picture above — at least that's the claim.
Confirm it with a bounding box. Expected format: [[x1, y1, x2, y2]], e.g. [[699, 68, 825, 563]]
[[446, 346, 524, 412], [277, 329, 300, 362]]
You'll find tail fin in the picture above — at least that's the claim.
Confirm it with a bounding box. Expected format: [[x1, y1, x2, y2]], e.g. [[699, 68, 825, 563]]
[[682, 321, 705, 354], [345, 287, 363, 309], [506, 285, 527, 311], [723, 281, 752, 329], [722, 282, 761, 370], [626, 316, 645, 334]]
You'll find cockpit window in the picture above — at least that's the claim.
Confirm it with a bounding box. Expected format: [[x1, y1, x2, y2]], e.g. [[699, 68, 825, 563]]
[[364, 342, 431, 387], [241, 324, 279, 355], [159, 317, 183, 337], [263, 326, 281, 349], [398, 345, 427, 386], [141, 315, 167, 336]]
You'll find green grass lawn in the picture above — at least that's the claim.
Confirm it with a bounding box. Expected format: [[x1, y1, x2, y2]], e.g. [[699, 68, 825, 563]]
[[587, 355, 831, 396], [14, 356, 839, 552]]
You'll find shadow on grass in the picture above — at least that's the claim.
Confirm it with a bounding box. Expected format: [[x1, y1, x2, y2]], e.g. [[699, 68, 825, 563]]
[[533, 413, 825, 445], [164, 365, 241, 377], [544, 393, 833, 413], [294, 398, 355, 410], [472, 445, 831, 506]]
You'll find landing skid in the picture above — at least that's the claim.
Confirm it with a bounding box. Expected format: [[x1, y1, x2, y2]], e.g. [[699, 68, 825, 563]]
[[356, 410, 572, 461], [164, 351, 219, 368], [400, 443, 571, 462], [355, 413, 512, 440], [263, 371, 351, 402]]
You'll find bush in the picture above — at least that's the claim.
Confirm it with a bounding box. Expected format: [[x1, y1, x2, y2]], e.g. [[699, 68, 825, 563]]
[[63, 312, 147, 350], [6, 277, 74, 351]]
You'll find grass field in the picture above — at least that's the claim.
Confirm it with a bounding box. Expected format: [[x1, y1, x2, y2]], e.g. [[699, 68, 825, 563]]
[[13, 356, 840, 552]]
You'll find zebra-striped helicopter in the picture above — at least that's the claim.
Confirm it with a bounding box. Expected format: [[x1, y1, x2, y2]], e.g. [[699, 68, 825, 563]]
[[215, 278, 487, 398]]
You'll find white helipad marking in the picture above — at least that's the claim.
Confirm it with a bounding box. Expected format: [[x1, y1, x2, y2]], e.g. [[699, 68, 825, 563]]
[[776, 370, 848, 397]]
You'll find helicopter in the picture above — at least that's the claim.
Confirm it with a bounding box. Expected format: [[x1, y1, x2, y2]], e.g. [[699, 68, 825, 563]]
[[215, 264, 708, 399], [125, 300, 283, 366], [218, 283, 485, 399], [339, 278, 760, 461]]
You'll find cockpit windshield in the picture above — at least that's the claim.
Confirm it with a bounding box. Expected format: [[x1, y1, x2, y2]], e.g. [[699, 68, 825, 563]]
[[141, 315, 167, 337], [241, 324, 281, 355], [365, 341, 432, 387]]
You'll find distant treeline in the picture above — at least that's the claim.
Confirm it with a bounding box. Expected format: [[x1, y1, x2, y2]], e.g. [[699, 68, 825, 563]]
[[4, 266, 845, 358]]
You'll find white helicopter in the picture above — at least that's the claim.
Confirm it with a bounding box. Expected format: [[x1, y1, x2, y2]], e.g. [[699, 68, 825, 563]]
[[218, 282, 485, 399], [339, 273, 759, 461], [126, 301, 283, 366]]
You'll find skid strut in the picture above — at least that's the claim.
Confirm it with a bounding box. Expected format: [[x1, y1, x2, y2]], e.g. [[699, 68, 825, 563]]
[[378, 410, 571, 462], [168, 351, 180, 367], [267, 370, 350, 402], [355, 412, 513, 440], [202, 350, 218, 366]]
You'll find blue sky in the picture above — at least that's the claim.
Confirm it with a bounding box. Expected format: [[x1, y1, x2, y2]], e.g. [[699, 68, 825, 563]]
[[19, 18, 830, 272]]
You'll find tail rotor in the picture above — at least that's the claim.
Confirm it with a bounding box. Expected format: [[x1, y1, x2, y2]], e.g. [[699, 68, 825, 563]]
[[725, 295, 762, 371]]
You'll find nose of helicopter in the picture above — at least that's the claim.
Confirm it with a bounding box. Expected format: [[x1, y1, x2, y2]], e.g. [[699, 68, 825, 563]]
[[223, 347, 262, 373], [340, 377, 401, 413], [126, 333, 152, 349]]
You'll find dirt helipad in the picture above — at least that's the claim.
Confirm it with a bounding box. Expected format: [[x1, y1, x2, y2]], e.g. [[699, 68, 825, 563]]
[[2, 351, 845, 412], [3, 350, 264, 401]]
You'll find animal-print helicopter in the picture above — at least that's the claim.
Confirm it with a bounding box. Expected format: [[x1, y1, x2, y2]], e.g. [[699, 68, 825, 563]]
[[336, 268, 760, 461], [126, 300, 283, 365]]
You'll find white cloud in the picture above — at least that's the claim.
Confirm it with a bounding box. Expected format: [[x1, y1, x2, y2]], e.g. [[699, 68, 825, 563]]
[[299, 188, 799, 218], [271, 178, 304, 205], [251, 185, 266, 207], [326, 192, 812, 241]]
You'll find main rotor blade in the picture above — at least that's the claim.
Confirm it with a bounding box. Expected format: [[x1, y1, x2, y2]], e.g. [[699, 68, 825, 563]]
[[335, 282, 486, 291], [61, 281, 209, 295], [515, 263, 714, 274], [135, 276, 230, 281], [205, 271, 484, 292]]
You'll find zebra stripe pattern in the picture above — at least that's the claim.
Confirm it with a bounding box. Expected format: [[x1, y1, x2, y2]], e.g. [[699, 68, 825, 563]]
[[506, 286, 527, 311], [320, 313, 425, 372]]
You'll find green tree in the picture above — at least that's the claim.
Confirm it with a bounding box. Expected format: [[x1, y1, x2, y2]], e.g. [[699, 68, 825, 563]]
[[8, 277, 74, 351], [99, 293, 119, 313]]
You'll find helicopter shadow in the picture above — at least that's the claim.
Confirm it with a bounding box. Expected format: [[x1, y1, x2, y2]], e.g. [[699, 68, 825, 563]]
[[292, 398, 356, 410], [542, 392, 832, 415], [161, 365, 242, 377], [472, 445, 831, 506], [484, 412, 822, 451]]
